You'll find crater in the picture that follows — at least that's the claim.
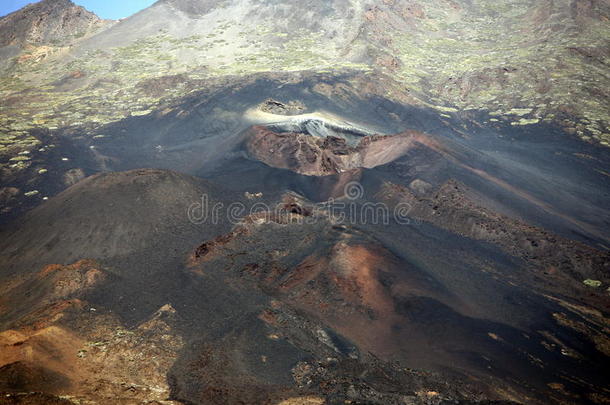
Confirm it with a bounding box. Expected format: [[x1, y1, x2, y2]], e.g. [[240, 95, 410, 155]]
[[266, 117, 376, 147], [259, 98, 307, 116], [243, 106, 415, 176], [244, 123, 426, 176]]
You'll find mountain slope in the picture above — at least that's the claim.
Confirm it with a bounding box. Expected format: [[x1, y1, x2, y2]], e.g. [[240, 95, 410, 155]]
[[0, 1, 609, 404], [0, 0, 108, 48], [1, 0, 609, 207], [0, 169, 608, 403], [0, 0, 608, 146]]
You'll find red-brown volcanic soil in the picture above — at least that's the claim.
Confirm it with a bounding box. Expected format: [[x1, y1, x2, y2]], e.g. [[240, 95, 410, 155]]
[[245, 125, 437, 176]]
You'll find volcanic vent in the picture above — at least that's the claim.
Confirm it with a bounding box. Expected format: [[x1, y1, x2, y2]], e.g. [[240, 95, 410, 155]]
[[265, 117, 375, 146], [244, 114, 430, 176]]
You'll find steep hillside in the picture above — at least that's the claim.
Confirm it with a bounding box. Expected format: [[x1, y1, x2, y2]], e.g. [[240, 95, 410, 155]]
[[0, 169, 608, 404], [0, 168, 231, 267], [0, 1, 609, 404], [0, 0, 108, 48], [0, 0, 608, 150]]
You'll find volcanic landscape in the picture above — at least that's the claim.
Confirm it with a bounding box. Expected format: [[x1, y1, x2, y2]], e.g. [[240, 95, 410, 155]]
[[0, 0, 609, 404]]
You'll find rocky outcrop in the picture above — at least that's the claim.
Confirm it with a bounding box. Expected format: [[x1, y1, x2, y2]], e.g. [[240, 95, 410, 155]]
[[177, 195, 600, 404], [379, 180, 610, 283], [0, 258, 183, 403], [245, 126, 430, 176], [183, 204, 527, 403], [259, 99, 307, 116]]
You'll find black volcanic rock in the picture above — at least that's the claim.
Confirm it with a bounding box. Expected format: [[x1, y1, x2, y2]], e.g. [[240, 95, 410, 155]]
[[0, 0, 107, 47], [0, 168, 609, 404], [0, 0, 609, 403], [0, 169, 233, 279], [174, 192, 610, 404], [379, 180, 610, 283]]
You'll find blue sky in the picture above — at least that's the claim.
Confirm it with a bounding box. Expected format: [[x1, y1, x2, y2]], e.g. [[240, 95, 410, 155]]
[[1, 0, 157, 19]]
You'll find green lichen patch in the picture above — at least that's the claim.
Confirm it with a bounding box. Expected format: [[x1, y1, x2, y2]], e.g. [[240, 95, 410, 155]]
[[583, 279, 602, 288]]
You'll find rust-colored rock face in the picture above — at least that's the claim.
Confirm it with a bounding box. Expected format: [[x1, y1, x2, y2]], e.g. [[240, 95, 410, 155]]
[[0, 0, 609, 402], [245, 125, 432, 176], [266, 241, 448, 358], [0, 259, 183, 403], [177, 181, 610, 404], [0, 164, 608, 404]]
